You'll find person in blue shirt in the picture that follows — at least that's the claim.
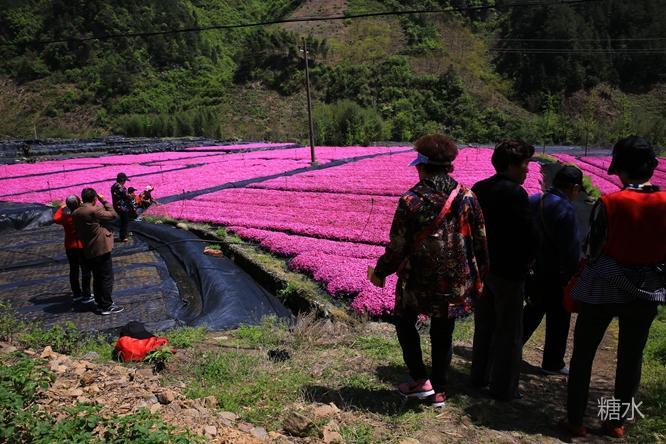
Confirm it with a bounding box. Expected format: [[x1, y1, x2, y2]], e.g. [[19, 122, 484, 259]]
[[523, 165, 583, 376]]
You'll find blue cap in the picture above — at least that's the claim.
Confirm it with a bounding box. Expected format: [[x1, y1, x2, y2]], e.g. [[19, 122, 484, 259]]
[[408, 152, 449, 167]]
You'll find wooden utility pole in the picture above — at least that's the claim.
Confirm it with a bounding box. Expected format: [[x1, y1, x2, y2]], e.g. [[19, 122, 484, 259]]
[[584, 130, 589, 157], [302, 38, 317, 165]]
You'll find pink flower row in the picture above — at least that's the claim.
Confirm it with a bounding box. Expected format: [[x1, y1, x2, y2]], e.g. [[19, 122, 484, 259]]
[[290, 251, 399, 316], [4, 146, 410, 204], [0, 163, 175, 200], [222, 227, 397, 315], [1, 144, 407, 179], [578, 156, 666, 186], [552, 154, 665, 194], [250, 148, 542, 196], [155, 189, 396, 245]]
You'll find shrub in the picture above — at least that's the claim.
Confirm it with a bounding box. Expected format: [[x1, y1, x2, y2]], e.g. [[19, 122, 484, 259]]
[[313, 100, 387, 145]]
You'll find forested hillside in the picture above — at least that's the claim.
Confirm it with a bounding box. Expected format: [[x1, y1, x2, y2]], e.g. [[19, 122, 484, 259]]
[[0, 0, 664, 146]]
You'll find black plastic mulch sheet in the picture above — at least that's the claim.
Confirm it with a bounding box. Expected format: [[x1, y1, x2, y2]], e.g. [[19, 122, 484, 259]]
[[0, 224, 181, 333], [130, 221, 292, 330], [0, 201, 55, 232]]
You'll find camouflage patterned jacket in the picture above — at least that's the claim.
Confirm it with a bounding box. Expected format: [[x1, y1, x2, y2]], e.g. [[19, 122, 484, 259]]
[[374, 174, 489, 319]]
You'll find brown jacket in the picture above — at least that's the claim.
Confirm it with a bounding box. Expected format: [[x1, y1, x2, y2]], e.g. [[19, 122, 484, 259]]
[[72, 200, 117, 258]]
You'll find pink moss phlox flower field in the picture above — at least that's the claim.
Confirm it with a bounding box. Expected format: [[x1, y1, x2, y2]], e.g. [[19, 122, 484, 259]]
[[157, 189, 397, 244], [2, 146, 408, 204], [153, 147, 543, 315], [7, 144, 547, 316], [553, 154, 665, 194]]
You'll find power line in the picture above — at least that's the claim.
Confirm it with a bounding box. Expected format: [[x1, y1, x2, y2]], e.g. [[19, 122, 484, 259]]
[[495, 37, 666, 42], [0, 0, 601, 48], [491, 48, 666, 54]]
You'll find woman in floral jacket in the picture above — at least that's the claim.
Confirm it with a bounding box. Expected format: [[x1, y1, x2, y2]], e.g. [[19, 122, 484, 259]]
[[369, 134, 489, 408]]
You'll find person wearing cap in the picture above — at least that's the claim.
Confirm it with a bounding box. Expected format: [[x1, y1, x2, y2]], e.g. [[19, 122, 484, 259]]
[[561, 136, 665, 439], [136, 185, 157, 211], [368, 134, 489, 408], [111, 172, 133, 242], [522, 165, 583, 376], [72, 188, 124, 315], [470, 139, 537, 401], [53, 195, 93, 304]]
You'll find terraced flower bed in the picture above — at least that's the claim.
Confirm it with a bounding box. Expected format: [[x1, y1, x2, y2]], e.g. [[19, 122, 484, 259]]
[[553, 154, 666, 194], [5, 143, 545, 317], [154, 147, 543, 316]]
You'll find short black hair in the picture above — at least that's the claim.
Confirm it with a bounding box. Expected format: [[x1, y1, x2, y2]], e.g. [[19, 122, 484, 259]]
[[81, 188, 97, 203], [608, 136, 658, 182], [553, 165, 583, 190], [491, 139, 535, 172]]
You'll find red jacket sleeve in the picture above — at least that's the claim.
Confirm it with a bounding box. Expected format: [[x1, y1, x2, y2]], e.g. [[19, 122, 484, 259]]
[[53, 206, 65, 225]]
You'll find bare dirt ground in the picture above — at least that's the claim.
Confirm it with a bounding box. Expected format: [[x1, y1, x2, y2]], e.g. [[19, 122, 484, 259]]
[[282, 0, 349, 41]]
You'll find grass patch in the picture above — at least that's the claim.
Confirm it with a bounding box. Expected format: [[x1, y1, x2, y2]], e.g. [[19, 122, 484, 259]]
[[185, 350, 312, 428], [582, 174, 602, 200], [353, 335, 401, 361], [232, 316, 286, 349], [17, 321, 81, 355], [630, 306, 666, 443], [141, 214, 178, 225], [164, 326, 207, 349], [75, 334, 115, 361], [1, 302, 208, 362], [340, 423, 378, 444], [533, 153, 558, 163], [453, 316, 475, 343]]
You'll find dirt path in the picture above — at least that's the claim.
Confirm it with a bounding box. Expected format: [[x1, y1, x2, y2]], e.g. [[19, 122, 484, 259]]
[[423, 315, 621, 443]]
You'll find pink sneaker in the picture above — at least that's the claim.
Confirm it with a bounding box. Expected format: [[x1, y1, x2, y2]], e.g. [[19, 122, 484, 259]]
[[429, 392, 446, 408], [398, 379, 435, 399]]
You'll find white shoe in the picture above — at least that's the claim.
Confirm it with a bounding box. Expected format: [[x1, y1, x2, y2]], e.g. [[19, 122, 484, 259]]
[[79, 295, 96, 304], [100, 304, 124, 315]]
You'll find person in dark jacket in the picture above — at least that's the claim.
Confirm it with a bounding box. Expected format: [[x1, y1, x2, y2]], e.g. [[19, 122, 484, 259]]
[[470, 139, 537, 401], [111, 172, 133, 242], [73, 188, 124, 315], [523, 165, 583, 376], [369, 134, 489, 408], [561, 136, 665, 439], [53, 195, 93, 304]]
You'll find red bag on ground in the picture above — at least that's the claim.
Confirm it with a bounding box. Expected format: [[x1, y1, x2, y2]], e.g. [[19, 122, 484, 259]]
[[114, 336, 170, 362], [563, 260, 584, 313]]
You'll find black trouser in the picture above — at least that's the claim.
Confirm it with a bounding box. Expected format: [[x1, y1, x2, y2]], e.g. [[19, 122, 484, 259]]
[[567, 300, 658, 426], [88, 253, 114, 309], [471, 272, 525, 400], [118, 210, 129, 240], [523, 282, 571, 371], [65, 248, 91, 298], [395, 313, 455, 393]]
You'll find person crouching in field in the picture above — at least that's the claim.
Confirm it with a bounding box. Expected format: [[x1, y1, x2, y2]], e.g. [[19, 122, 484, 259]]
[[561, 136, 665, 439], [137, 185, 157, 211], [73, 188, 124, 315], [522, 166, 583, 376], [368, 134, 489, 408], [470, 139, 537, 401], [53, 195, 93, 305]]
